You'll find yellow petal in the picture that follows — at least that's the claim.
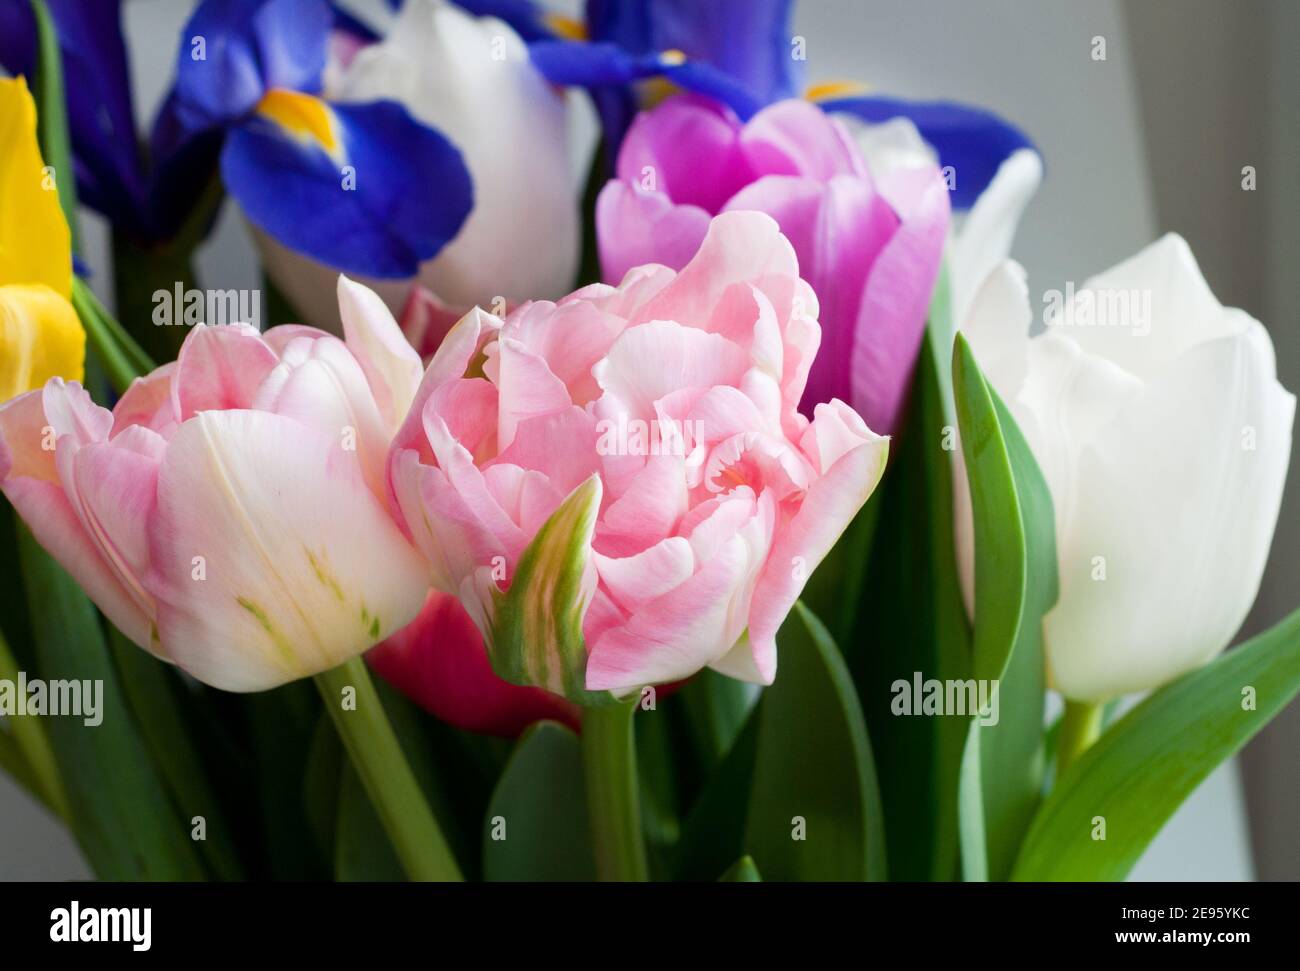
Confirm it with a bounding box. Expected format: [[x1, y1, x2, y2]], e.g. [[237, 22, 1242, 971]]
[[255, 88, 343, 162], [0, 76, 72, 298], [0, 283, 85, 401]]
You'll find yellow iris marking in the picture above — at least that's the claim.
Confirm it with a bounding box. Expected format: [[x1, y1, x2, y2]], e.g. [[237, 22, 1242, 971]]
[[544, 13, 588, 41], [255, 88, 343, 161], [805, 79, 869, 102], [659, 49, 688, 66]]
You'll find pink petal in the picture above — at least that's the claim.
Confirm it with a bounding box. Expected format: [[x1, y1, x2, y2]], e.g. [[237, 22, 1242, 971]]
[[848, 164, 951, 435], [616, 94, 751, 212], [172, 324, 280, 421], [596, 180, 712, 285], [112, 363, 179, 438], [146, 409, 428, 691], [740, 99, 867, 181], [747, 404, 889, 681], [338, 275, 423, 429]]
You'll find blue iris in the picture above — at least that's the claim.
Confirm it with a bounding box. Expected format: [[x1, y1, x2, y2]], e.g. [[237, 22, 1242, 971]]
[[162, 0, 473, 279], [1, 0, 473, 279], [522, 0, 1039, 208]]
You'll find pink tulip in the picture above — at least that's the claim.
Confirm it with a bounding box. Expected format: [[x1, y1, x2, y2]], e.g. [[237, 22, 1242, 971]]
[[388, 211, 889, 698], [368, 590, 580, 736], [0, 278, 429, 691], [597, 94, 951, 435]]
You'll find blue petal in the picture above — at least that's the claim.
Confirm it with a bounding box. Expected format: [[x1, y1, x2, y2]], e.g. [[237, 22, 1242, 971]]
[[822, 95, 1038, 209], [330, 2, 380, 42], [529, 40, 763, 119], [0, 1, 36, 79], [171, 0, 331, 133], [221, 97, 473, 279], [587, 0, 799, 103]]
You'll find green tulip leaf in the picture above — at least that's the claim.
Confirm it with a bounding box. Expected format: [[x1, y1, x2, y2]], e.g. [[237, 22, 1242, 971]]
[[671, 708, 758, 881], [108, 628, 243, 879], [18, 528, 205, 880], [1013, 606, 1300, 880], [952, 333, 1057, 880], [744, 603, 886, 881], [482, 721, 596, 881], [847, 266, 971, 880]]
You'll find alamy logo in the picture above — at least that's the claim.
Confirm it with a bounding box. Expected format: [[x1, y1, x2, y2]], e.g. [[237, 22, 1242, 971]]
[[1043, 282, 1151, 336], [50, 901, 151, 951], [890, 672, 1000, 726], [0, 672, 102, 726], [595, 414, 703, 457], [152, 284, 261, 328]]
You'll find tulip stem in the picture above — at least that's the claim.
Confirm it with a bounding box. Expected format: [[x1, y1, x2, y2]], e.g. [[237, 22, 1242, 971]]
[[1056, 700, 1104, 778], [582, 700, 649, 881], [314, 658, 462, 881]]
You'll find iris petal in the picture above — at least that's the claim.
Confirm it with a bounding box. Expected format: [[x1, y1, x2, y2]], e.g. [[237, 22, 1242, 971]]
[[221, 94, 473, 278]]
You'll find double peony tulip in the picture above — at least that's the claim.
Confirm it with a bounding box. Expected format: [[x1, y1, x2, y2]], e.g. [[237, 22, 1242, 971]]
[[956, 236, 1295, 701], [0, 278, 429, 691], [596, 93, 950, 435], [388, 210, 888, 698]]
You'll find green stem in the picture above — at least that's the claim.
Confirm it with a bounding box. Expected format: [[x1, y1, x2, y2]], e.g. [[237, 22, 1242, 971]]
[[313, 658, 462, 881], [1056, 700, 1104, 778], [71, 277, 156, 393], [582, 700, 648, 881], [0, 628, 70, 822], [30, 0, 79, 253]]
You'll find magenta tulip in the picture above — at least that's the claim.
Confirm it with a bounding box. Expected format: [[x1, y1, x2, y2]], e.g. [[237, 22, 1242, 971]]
[[597, 94, 951, 435]]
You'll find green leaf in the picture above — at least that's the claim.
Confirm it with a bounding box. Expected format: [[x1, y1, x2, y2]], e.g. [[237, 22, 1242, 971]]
[[801, 496, 883, 646], [674, 668, 757, 774], [486, 475, 611, 704], [745, 603, 885, 881], [0, 727, 44, 808], [302, 714, 342, 862], [671, 709, 758, 881], [17, 527, 205, 879], [482, 721, 596, 881], [335, 761, 405, 881], [107, 628, 243, 879], [848, 269, 971, 880], [952, 333, 1057, 880], [635, 698, 682, 860], [1013, 607, 1300, 881], [245, 682, 330, 879], [719, 855, 762, 882]]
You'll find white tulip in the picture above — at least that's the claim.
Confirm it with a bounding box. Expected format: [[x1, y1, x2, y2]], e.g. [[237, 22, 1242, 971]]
[[257, 0, 579, 329], [955, 235, 1295, 701]]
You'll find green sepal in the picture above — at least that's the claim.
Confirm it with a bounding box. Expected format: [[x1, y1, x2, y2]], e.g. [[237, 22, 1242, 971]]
[[485, 475, 614, 705]]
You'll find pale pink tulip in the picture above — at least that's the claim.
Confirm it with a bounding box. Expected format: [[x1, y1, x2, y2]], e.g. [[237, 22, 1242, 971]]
[[388, 211, 889, 698], [0, 277, 428, 691]]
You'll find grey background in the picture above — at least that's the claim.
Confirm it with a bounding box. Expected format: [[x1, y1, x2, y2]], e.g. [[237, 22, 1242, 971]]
[[1, 0, 1295, 879]]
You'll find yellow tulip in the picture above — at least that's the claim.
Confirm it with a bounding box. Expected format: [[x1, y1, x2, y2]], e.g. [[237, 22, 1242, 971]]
[[0, 75, 84, 401]]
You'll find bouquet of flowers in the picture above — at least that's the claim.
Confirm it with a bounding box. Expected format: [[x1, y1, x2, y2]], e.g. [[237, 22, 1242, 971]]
[[0, 0, 1294, 885]]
